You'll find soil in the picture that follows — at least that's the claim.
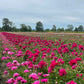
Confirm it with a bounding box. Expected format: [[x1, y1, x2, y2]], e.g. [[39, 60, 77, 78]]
[[0, 58, 9, 84]]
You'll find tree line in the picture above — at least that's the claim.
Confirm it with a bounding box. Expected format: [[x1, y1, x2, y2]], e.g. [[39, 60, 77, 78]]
[[0, 18, 84, 32]]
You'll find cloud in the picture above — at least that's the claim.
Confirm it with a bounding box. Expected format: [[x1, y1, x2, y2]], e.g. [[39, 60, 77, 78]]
[[62, 16, 81, 22], [0, 0, 84, 28]]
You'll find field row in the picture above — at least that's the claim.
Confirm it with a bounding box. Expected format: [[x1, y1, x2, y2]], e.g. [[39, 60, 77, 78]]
[[0, 32, 84, 84]]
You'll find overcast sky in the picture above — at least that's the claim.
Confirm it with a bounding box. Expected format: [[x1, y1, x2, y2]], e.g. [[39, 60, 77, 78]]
[[0, 0, 84, 29]]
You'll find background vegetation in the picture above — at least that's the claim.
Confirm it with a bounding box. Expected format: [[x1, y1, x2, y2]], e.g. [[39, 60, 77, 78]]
[[0, 18, 84, 33]]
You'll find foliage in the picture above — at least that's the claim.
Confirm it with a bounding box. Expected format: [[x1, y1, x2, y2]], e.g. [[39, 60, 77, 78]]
[[51, 25, 56, 31], [57, 28, 64, 31], [36, 21, 44, 32], [67, 24, 74, 31], [1, 32, 84, 84], [45, 28, 50, 32]]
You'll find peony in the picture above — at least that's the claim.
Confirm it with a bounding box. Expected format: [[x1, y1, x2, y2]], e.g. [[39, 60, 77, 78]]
[[4, 71, 8, 74], [69, 59, 77, 66], [24, 69, 30, 73], [67, 80, 77, 84], [33, 80, 40, 84], [13, 73, 19, 77], [41, 78, 48, 83], [29, 73, 39, 80], [59, 68, 67, 76]]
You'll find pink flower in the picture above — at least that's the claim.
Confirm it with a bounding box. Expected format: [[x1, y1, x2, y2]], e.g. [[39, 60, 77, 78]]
[[33, 80, 40, 84], [59, 68, 67, 76], [6, 78, 16, 83], [16, 76, 23, 81], [69, 59, 77, 66], [13, 73, 19, 77], [57, 58, 64, 65], [41, 78, 48, 83], [24, 69, 30, 73], [29, 73, 39, 80], [8, 51, 14, 55], [13, 60, 18, 64], [38, 60, 47, 69], [72, 65, 77, 69], [3, 51, 6, 54], [4, 71, 8, 74], [53, 57, 57, 60], [67, 80, 77, 84], [11, 66, 18, 70], [76, 58, 82, 61], [2, 57, 7, 60], [38, 72, 42, 76], [21, 79, 27, 83], [43, 74, 49, 77], [80, 74, 83, 77]]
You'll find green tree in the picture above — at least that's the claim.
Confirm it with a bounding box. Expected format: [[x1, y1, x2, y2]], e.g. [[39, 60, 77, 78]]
[[27, 25, 32, 32], [74, 27, 78, 32], [67, 24, 74, 31], [0, 27, 2, 31], [57, 28, 64, 32], [36, 21, 44, 32], [78, 25, 84, 31], [45, 28, 50, 32], [65, 28, 71, 31], [2, 18, 13, 31], [20, 24, 28, 32], [51, 25, 56, 31]]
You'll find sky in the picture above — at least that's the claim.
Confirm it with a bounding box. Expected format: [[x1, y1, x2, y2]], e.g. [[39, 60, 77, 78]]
[[0, 0, 84, 29]]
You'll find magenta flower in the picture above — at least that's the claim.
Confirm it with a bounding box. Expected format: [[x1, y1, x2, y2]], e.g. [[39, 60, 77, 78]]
[[67, 80, 77, 84], [69, 59, 77, 66], [2, 57, 7, 60], [43, 74, 49, 77], [38, 72, 42, 76], [57, 58, 64, 65], [38, 60, 47, 69], [4, 71, 8, 74], [13, 73, 19, 77], [6, 78, 16, 84], [11, 66, 18, 70], [76, 57, 82, 61], [59, 68, 67, 76], [33, 80, 40, 84], [29, 73, 39, 80], [16, 76, 23, 81], [21, 79, 27, 83], [8, 51, 14, 55], [72, 65, 77, 69], [41, 78, 48, 83], [24, 69, 30, 73]]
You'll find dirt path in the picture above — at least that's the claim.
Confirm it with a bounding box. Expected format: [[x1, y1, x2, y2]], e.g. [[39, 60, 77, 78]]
[[0, 35, 9, 84], [0, 61, 9, 84]]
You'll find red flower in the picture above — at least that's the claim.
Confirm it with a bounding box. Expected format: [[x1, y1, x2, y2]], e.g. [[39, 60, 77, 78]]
[[59, 68, 67, 76], [69, 59, 77, 66], [38, 60, 47, 69]]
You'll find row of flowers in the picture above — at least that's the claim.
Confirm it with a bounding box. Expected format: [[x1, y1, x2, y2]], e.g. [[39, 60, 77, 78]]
[[1, 32, 84, 84]]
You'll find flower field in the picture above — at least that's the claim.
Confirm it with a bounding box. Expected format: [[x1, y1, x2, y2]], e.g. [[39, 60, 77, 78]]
[[0, 32, 84, 84]]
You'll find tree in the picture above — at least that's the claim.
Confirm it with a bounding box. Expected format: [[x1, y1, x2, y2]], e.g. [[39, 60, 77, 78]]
[[65, 28, 71, 31], [57, 28, 64, 32], [51, 25, 56, 31], [36, 21, 44, 32], [2, 18, 13, 31], [45, 28, 50, 32], [0, 27, 2, 31], [20, 24, 28, 32], [78, 25, 84, 31], [74, 27, 78, 32], [27, 25, 32, 32], [67, 24, 74, 31]]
